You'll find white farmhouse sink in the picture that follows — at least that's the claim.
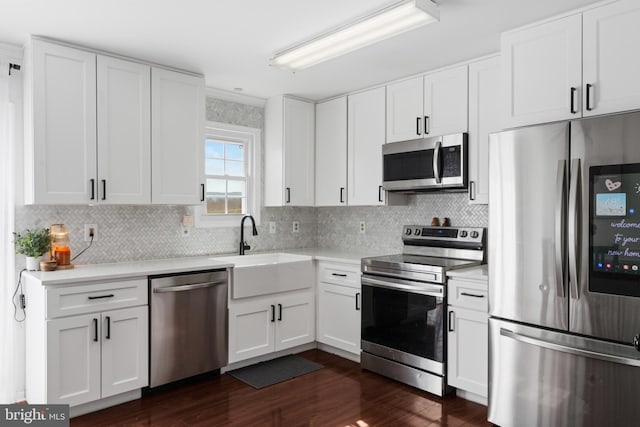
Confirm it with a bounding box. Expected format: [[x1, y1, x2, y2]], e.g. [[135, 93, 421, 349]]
[[212, 253, 313, 299]]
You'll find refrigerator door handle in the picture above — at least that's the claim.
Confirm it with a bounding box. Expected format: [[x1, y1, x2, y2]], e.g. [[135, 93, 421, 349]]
[[555, 159, 567, 298], [500, 328, 640, 367], [568, 158, 582, 300]]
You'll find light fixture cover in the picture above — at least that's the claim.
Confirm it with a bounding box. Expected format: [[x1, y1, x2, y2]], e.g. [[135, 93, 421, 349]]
[[270, 0, 439, 71]]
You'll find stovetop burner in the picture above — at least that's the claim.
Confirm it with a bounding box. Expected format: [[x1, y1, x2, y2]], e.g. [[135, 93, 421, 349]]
[[361, 225, 486, 284]]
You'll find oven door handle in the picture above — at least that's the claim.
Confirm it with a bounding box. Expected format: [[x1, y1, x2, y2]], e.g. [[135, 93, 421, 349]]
[[361, 276, 444, 297]]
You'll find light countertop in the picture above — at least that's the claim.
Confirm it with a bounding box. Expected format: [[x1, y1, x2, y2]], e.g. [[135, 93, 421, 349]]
[[282, 248, 387, 265], [25, 248, 487, 285], [23, 256, 236, 285], [24, 248, 386, 285], [446, 264, 488, 281]]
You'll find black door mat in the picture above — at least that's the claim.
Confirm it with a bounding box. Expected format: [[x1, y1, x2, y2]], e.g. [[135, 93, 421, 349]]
[[228, 354, 323, 389]]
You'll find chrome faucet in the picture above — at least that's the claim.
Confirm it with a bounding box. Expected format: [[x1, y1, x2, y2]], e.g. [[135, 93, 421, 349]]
[[239, 215, 258, 255]]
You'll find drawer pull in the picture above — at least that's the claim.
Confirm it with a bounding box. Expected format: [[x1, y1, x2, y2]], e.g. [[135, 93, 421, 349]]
[[331, 273, 348, 277], [460, 292, 485, 298], [88, 294, 115, 300]]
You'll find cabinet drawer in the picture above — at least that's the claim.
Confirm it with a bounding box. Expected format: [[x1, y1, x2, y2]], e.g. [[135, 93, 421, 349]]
[[46, 278, 147, 319], [319, 263, 361, 288], [448, 279, 488, 312]]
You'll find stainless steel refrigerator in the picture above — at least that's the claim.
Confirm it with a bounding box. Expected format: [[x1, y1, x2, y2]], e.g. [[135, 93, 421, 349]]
[[488, 110, 640, 427]]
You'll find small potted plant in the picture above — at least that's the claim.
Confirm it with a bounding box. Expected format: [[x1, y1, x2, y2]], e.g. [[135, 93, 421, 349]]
[[14, 227, 51, 271]]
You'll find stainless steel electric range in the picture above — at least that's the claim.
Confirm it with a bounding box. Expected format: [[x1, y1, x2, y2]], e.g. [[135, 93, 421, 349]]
[[360, 225, 486, 396]]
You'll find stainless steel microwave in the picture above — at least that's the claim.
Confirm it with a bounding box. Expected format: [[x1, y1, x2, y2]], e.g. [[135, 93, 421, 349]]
[[382, 133, 468, 192]]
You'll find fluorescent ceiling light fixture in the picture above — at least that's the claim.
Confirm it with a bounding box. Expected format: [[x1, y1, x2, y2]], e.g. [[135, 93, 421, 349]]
[[270, 0, 439, 72]]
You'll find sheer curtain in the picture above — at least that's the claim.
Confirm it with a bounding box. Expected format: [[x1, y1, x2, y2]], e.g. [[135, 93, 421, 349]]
[[0, 56, 17, 403]]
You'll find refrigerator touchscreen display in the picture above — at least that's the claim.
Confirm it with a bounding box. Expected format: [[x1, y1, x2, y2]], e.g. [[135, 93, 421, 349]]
[[590, 163, 640, 297]]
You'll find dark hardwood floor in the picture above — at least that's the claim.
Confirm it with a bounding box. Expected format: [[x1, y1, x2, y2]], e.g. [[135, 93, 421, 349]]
[[72, 350, 491, 426]]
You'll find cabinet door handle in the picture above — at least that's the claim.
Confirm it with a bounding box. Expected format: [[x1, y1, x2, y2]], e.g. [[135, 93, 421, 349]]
[[586, 83, 593, 111], [101, 179, 106, 201], [339, 187, 345, 204], [378, 185, 383, 203], [469, 181, 476, 201], [88, 294, 115, 300], [90, 179, 95, 200], [201, 183, 205, 202], [424, 116, 430, 135], [271, 305, 275, 322], [448, 311, 455, 332], [460, 292, 485, 298], [331, 273, 348, 277], [570, 87, 577, 114], [416, 117, 422, 136], [286, 187, 291, 204], [93, 318, 98, 342], [355, 292, 361, 311], [278, 303, 282, 321], [105, 316, 111, 339]]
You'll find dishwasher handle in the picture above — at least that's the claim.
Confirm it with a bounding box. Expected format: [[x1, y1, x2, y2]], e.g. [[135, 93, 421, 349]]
[[153, 280, 226, 293]]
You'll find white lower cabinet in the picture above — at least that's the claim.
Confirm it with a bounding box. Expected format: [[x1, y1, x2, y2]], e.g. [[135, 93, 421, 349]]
[[316, 262, 361, 356], [447, 306, 488, 397], [25, 277, 149, 408], [228, 289, 315, 363], [447, 274, 488, 402], [47, 306, 148, 406]]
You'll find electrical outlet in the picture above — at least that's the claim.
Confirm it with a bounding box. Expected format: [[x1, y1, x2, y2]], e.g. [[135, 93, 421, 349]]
[[359, 221, 366, 234], [292, 221, 300, 233], [84, 224, 98, 242], [269, 221, 277, 234]]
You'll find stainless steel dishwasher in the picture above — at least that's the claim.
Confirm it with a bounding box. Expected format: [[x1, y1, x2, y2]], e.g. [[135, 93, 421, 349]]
[[149, 269, 228, 388]]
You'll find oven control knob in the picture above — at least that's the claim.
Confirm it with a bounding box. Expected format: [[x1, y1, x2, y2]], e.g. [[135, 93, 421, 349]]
[[470, 231, 479, 239], [405, 228, 412, 236], [460, 230, 468, 238], [414, 228, 421, 236], [634, 334, 640, 352]]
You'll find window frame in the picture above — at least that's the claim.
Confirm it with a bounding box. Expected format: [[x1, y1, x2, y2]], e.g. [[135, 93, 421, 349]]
[[194, 121, 261, 228]]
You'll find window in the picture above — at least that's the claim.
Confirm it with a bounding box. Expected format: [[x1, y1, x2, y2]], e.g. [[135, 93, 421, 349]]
[[195, 122, 261, 228]]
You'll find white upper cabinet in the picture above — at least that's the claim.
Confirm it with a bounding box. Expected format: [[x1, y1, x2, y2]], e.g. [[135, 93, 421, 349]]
[[503, 0, 640, 127], [386, 65, 468, 143], [502, 15, 582, 128], [348, 87, 406, 206], [315, 97, 347, 206], [151, 68, 205, 205], [97, 56, 151, 204], [423, 65, 469, 137], [264, 96, 315, 207], [348, 87, 386, 206], [25, 39, 204, 205], [25, 39, 97, 204], [468, 56, 502, 205], [386, 77, 424, 143], [582, 0, 640, 116]]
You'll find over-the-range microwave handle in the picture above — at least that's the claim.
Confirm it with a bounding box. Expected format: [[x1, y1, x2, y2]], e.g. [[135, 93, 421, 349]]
[[433, 140, 442, 184], [500, 328, 640, 367], [361, 275, 443, 298], [555, 159, 567, 298], [568, 158, 582, 300]]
